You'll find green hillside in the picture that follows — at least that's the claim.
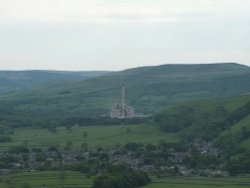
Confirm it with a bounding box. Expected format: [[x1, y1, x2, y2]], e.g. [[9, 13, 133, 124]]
[[0, 70, 109, 95], [153, 94, 250, 174], [1, 63, 250, 127], [153, 93, 250, 146]]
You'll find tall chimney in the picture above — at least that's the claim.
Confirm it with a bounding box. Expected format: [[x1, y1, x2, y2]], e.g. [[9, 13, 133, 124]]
[[121, 84, 125, 118]]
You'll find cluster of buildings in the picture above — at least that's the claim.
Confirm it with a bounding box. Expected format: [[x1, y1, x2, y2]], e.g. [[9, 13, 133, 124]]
[[110, 85, 135, 118]]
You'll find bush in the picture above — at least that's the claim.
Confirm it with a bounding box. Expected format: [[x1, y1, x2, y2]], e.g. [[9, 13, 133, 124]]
[[92, 165, 151, 188], [8, 146, 29, 154], [0, 135, 11, 143]]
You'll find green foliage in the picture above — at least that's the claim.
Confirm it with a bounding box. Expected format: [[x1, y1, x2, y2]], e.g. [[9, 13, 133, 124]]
[[20, 182, 32, 188], [83, 131, 88, 138], [154, 94, 250, 141], [154, 104, 228, 141], [36, 152, 46, 162], [123, 142, 144, 151], [154, 94, 250, 175], [226, 152, 250, 175], [183, 154, 220, 170], [8, 145, 29, 154], [0, 125, 7, 135], [92, 165, 151, 188], [65, 141, 73, 150], [81, 142, 88, 150], [72, 160, 95, 174], [58, 171, 67, 182], [0, 154, 18, 168], [48, 125, 58, 134], [0, 135, 11, 143]]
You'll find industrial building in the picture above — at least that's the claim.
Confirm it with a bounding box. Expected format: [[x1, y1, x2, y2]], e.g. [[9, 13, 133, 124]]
[[110, 85, 135, 118]]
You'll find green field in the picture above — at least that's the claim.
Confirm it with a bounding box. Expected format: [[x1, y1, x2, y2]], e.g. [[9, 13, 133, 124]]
[[142, 176, 250, 188], [0, 124, 177, 151], [0, 171, 92, 188], [0, 172, 249, 188]]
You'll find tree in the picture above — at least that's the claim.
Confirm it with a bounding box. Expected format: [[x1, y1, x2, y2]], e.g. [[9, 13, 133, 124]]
[[81, 143, 88, 150], [36, 152, 46, 162], [23, 140, 28, 147], [59, 171, 67, 183], [0, 125, 6, 135], [21, 182, 32, 188], [22, 153, 29, 162], [0, 135, 11, 143], [65, 141, 73, 150], [48, 125, 57, 134], [83, 131, 88, 138], [8, 146, 29, 154], [6, 177, 16, 188], [126, 127, 131, 134], [92, 165, 151, 188], [66, 124, 73, 133]]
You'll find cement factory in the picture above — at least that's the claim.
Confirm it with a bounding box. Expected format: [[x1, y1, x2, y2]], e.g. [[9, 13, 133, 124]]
[[110, 85, 135, 118]]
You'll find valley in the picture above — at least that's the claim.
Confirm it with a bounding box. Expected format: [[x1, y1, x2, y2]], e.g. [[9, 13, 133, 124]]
[[0, 63, 250, 187]]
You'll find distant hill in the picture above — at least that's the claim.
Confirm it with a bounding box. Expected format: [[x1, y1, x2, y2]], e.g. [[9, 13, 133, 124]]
[[0, 70, 110, 95], [1, 63, 250, 126]]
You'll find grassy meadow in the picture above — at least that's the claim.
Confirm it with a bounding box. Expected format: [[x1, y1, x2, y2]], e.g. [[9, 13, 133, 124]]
[[0, 171, 92, 188], [143, 176, 250, 188], [0, 171, 249, 188], [0, 124, 177, 151]]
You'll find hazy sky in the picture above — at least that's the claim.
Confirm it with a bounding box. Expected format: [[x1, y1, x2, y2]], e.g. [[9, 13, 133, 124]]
[[0, 0, 249, 71]]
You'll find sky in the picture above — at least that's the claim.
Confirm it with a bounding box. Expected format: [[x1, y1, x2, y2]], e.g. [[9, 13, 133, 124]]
[[0, 0, 249, 71]]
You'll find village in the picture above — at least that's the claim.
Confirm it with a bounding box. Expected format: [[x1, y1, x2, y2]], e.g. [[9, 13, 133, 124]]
[[0, 140, 229, 178]]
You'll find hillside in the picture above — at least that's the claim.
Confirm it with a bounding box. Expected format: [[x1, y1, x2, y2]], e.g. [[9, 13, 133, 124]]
[[153, 94, 250, 174], [154, 94, 250, 145], [1, 63, 250, 127], [0, 70, 109, 95]]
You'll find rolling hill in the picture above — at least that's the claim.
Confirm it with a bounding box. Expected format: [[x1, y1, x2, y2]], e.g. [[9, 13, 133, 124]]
[[1, 63, 250, 127], [0, 70, 110, 95]]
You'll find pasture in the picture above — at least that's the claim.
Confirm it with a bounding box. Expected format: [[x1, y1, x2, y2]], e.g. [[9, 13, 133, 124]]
[[0, 172, 249, 188], [0, 171, 92, 188], [0, 124, 177, 151], [143, 176, 250, 188]]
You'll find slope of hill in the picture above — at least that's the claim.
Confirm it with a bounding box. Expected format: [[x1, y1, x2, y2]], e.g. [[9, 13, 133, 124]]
[[1, 63, 250, 127], [0, 70, 110, 95], [153, 94, 250, 174], [154, 94, 250, 144]]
